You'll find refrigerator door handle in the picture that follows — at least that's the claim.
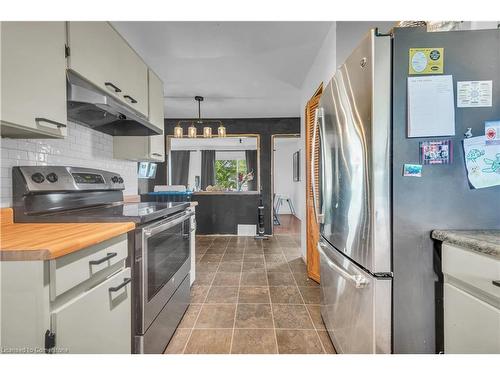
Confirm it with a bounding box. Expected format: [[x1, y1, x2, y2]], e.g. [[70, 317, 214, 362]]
[[311, 107, 324, 224], [318, 244, 369, 289]]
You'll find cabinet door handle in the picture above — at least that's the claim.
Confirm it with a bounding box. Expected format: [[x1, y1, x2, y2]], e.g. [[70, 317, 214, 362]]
[[104, 82, 122, 93], [89, 252, 117, 265], [109, 277, 132, 292], [35, 117, 67, 129], [123, 95, 138, 104], [493, 280, 500, 288], [151, 153, 163, 157]]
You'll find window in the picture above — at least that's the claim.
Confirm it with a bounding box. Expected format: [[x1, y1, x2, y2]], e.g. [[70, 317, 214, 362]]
[[215, 152, 249, 191]]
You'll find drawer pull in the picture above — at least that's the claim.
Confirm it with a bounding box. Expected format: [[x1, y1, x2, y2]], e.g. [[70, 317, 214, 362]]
[[105, 82, 122, 93], [89, 252, 117, 265], [35, 117, 67, 129], [493, 280, 500, 288], [109, 277, 132, 292], [151, 153, 163, 157], [123, 95, 138, 104]]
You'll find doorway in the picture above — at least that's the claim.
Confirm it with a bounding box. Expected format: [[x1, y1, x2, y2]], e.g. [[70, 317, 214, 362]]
[[271, 134, 301, 238]]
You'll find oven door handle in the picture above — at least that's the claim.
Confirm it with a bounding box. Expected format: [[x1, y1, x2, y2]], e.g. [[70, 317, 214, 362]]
[[143, 212, 192, 238]]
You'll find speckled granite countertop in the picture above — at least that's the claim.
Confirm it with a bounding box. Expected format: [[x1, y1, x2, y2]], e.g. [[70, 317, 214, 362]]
[[432, 230, 500, 260]]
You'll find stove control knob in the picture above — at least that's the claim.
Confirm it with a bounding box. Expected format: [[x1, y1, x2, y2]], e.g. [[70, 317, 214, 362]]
[[46, 172, 58, 183], [31, 173, 45, 184], [111, 176, 119, 183], [118, 177, 124, 184]]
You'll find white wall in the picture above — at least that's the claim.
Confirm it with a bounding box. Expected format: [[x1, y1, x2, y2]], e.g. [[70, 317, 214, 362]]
[[273, 137, 301, 217], [0, 121, 138, 207], [187, 150, 201, 190]]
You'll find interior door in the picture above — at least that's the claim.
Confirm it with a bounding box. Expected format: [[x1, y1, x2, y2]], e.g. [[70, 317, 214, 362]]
[[305, 85, 323, 282]]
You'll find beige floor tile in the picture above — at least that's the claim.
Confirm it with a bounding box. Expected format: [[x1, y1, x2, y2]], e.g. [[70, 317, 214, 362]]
[[199, 253, 223, 263], [317, 330, 336, 354], [238, 286, 270, 303], [242, 261, 265, 272], [218, 261, 243, 272], [212, 271, 241, 286], [298, 286, 321, 304], [164, 329, 191, 354], [190, 285, 210, 303], [267, 272, 296, 286], [197, 262, 220, 273], [240, 271, 268, 286], [225, 247, 245, 254], [276, 330, 324, 354], [272, 304, 314, 329], [288, 258, 307, 273], [184, 329, 233, 354], [243, 253, 265, 261], [235, 303, 274, 328], [231, 329, 278, 354], [264, 253, 286, 263], [194, 272, 216, 286], [305, 305, 326, 330], [222, 253, 244, 262], [269, 286, 303, 304], [178, 304, 202, 329], [205, 286, 239, 303], [265, 262, 291, 273], [195, 304, 236, 328], [293, 272, 320, 287]]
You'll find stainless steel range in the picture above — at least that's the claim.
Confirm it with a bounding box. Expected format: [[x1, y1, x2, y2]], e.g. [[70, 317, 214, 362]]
[[12, 166, 192, 354]]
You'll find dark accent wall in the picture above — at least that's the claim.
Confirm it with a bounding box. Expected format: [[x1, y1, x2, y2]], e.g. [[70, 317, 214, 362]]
[[155, 118, 300, 234], [192, 193, 260, 234]]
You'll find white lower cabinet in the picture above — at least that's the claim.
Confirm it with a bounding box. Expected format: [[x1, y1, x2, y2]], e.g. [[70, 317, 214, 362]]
[[442, 243, 500, 354], [51, 268, 131, 354], [444, 283, 500, 353], [0, 235, 131, 354]]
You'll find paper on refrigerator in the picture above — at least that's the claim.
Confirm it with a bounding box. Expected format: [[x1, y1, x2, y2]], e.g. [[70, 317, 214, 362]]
[[463, 136, 500, 189], [407, 75, 455, 137]]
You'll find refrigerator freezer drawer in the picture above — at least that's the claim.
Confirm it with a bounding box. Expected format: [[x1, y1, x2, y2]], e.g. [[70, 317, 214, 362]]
[[319, 239, 391, 353]]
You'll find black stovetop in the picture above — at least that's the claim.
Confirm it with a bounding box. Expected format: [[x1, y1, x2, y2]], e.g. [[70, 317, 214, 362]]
[[16, 201, 190, 225]]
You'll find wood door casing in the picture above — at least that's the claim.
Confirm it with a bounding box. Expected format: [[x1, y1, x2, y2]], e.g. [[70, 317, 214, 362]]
[[305, 85, 322, 283]]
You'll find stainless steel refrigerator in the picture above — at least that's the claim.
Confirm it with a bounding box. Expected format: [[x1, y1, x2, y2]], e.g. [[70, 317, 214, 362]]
[[315, 27, 500, 354]]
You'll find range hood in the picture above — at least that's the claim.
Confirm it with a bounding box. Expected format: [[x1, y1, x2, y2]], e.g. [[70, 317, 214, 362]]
[[66, 71, 162, 136]]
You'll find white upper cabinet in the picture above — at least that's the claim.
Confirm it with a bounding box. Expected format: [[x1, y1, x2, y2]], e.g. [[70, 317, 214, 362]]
[[67, 22, 149, 117], [114, 69, 165, 161], [1, 22, 67, 138], [147, 69, 166, 161]]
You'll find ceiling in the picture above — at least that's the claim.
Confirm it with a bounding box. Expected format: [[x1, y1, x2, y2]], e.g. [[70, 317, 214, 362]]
[[112, 22, 333, 119]]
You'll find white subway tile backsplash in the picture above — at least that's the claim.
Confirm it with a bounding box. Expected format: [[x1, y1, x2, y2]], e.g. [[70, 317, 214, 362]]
[[0, 121, 138, 207]]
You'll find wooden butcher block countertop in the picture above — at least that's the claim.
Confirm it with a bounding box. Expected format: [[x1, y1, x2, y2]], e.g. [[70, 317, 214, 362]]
[[0, 208, 135, 261]]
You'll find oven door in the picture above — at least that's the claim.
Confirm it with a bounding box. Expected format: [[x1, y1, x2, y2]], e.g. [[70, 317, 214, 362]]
[[141, 211, 191, 331]]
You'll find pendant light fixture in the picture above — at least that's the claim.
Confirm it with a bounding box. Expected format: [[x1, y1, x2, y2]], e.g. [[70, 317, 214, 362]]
[[173, 96, 227, 138]]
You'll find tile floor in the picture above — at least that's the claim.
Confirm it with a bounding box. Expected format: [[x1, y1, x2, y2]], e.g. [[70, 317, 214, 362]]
[[164, 234, 336, 354]]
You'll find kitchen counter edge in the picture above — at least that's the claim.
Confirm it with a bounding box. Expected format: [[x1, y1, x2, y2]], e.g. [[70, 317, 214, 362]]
[[431, 229, 500, 260]]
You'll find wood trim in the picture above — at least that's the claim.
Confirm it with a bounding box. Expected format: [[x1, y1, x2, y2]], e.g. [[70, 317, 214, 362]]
[[305, 83, 323, 283]]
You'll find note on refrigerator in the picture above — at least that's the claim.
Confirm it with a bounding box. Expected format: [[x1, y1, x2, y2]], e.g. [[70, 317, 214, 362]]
[[407, 75, 455, 138], [463, 135, 500, 189]]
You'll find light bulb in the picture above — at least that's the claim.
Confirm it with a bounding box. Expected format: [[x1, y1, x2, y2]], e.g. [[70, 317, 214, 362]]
[[218, 125, 226, 137], [174, 125, 183, 138], [188, 125, 197, 138], [203, 127, 212, 138]]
